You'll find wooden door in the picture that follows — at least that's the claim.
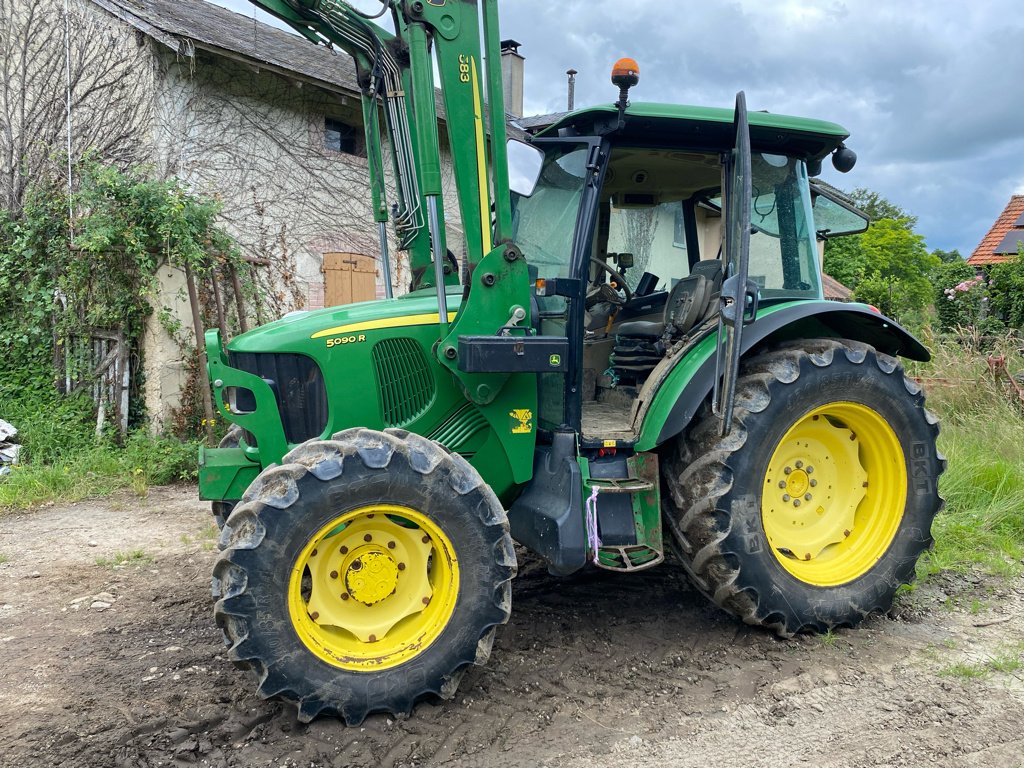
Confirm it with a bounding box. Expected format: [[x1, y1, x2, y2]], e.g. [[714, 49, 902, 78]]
[[322, 252, 378, 306]]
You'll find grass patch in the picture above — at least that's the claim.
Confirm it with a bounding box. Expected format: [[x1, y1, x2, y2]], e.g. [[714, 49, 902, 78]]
[[0, 387, 198, 513], [939, 662, 990, 680], [938, 641, 1024, 681], [96, 549, 153, 568], [911, 340, 1024, 582], [0, 553, 9, 564]]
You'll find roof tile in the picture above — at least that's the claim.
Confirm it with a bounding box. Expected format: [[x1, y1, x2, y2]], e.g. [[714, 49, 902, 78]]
[[968, 195, 1024, 265]]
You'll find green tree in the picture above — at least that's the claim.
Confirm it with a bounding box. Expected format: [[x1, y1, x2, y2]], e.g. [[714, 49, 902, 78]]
[[845, 219, 939, 321], [848, 188, 917, 229], [931, 248, 964, 264]]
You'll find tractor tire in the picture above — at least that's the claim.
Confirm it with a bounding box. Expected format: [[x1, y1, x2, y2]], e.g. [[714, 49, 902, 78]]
[[211, 425, 244, 529], [212, 427, 516, 724], [662, 338, 944, 637]]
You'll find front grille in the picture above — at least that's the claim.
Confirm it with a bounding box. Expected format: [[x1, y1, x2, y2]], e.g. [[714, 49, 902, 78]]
[[371, 338, 434, 427], [229, 352, 328, 444]]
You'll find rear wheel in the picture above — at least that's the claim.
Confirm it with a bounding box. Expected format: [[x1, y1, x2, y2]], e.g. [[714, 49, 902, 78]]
[[213, 428, 516, 723], [662, 339, 944, 636]]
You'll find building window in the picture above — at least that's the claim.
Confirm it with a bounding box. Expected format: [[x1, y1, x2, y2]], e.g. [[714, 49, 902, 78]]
[[324, 117, 359, 155]]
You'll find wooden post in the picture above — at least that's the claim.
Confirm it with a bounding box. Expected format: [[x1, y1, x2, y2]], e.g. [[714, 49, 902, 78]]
[[184, 262, 215, 446], [211, 268, 229, 342], [228, 262, 249, 333]]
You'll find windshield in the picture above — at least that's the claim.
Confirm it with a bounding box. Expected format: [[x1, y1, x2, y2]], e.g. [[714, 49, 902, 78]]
[[511, 144, 590, 310]]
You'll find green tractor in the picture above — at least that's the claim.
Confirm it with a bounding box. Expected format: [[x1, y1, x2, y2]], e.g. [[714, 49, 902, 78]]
[[203, 0, 943, 723]]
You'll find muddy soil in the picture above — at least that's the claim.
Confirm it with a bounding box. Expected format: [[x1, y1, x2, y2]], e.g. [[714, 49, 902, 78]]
[[1, 486, 1022, 768]]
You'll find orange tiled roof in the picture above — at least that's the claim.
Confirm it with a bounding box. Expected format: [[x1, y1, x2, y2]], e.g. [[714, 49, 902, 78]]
[[968, 195, 1024, 265]]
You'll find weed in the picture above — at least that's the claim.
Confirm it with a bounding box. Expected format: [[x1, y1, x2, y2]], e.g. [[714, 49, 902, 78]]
[[940, 662, 989, 680], [0, 553, 9, 564], [96, 549, 153, 568], [820, 629, 838, 648]]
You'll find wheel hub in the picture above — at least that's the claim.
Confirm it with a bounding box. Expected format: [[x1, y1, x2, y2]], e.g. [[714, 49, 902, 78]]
[[764, 414, 864, 563], [761, 402, 906, 586], [346, 550, 400, 605], [300, 511, 438, 644]]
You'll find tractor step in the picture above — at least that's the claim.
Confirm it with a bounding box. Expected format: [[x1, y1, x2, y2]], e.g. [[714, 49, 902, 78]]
[[595, 544, 664, 572], [584, 453, 664, 572], [588, 477, 656, 494]]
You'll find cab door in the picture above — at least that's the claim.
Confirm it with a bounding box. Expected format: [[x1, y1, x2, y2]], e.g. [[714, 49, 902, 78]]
[[713, 92, 756, 435]]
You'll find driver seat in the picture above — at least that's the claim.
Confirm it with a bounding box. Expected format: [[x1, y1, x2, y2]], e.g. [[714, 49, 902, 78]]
[[609, 260, 723, 384]]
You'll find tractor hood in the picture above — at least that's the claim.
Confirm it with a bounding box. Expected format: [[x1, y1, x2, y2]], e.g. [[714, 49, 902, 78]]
[[226, 287, 464, 354]]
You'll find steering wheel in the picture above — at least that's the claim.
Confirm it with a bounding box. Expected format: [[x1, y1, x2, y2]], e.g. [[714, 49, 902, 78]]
[[589, 257, 634, 302]]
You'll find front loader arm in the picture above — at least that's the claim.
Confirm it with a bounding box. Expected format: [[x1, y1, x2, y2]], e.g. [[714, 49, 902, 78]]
[[248, 1, 513, 291]]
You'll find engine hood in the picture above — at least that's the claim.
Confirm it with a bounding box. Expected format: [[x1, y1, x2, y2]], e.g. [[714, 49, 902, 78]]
[[227, 287, 464, 354]]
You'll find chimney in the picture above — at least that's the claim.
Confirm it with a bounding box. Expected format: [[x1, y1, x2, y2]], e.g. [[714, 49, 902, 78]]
[[500, 39, 524, 119]]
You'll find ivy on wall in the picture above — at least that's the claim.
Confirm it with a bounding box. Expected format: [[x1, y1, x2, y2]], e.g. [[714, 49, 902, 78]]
[[0, 160, 246, 439]]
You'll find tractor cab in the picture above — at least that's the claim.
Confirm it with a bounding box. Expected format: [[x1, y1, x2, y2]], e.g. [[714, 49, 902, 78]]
[[510, 99, 855, 448]]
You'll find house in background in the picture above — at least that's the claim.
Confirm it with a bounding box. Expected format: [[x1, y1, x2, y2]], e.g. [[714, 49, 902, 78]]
[[968, 195, 1024, 268], [74, 0, 473, 425]]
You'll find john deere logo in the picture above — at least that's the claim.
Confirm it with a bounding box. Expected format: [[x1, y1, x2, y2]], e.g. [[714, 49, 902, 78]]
[[549, 354, 562, 367], [510, 409, 533, 435]]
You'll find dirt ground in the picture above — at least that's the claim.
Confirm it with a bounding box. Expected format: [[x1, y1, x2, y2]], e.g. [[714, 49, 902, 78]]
[[1, 486, 1023, 768]]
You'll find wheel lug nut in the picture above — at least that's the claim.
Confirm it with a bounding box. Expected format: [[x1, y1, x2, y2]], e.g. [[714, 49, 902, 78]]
[[805, 494, 812, 501], [795, 461, 803, 469], [340, 546, 348, 554], [422, 535, 430, 544], [422, 597, 431, 605], [364, 534, 372, 542], [341, 593, 350, 600], [398, 563, 406, 571], [810, 479, 817, 487], [804, 553, 812, 560], [388, 541, 396, 549], [793, 499, 801, 507], [310, 611, 319, 620], [784, 467, 792, 475], [778, 480, 787, 489], [330, 570, 338, 579], [782, 494, 791, 502], [806, 466, 813, 474], [311, 549, 318, 556], [368, 634, 376, 642], [844, 529, 851, 537]]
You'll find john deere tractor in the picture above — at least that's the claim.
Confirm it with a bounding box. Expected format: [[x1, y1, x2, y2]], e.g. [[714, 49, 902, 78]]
[[203, 0, 943, 724]]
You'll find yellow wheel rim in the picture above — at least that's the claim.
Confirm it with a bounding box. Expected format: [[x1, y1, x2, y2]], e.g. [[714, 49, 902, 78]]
[[287, 504, 459, 671], [761, 402, 906, 587]]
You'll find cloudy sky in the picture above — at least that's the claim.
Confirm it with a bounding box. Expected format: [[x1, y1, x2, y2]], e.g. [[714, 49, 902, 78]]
[[211, 0, 1024, 256]]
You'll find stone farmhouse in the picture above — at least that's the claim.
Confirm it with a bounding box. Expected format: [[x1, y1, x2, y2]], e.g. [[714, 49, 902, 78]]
[[70, 0, 472, 425]]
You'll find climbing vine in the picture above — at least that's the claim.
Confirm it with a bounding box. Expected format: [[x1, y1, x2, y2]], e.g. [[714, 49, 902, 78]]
[[0, 160, 246, 439]]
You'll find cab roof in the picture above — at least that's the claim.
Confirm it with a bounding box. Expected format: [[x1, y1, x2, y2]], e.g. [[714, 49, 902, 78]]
[[534, 102, 850, 161]]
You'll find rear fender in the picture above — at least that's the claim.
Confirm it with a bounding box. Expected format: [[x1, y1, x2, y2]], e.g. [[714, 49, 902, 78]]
[[635, 301, 929, 451]]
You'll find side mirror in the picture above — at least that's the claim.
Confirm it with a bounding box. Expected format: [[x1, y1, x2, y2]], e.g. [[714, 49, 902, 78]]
[[507, 139, 544, 198]]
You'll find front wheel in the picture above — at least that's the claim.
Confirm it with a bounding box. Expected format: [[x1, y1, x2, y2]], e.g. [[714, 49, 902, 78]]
[[213, 428, 516, 723], [662, 339, 944, 636]]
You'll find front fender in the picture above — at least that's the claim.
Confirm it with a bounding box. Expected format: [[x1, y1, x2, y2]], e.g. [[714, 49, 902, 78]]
[[635, 301, 928, 451]]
